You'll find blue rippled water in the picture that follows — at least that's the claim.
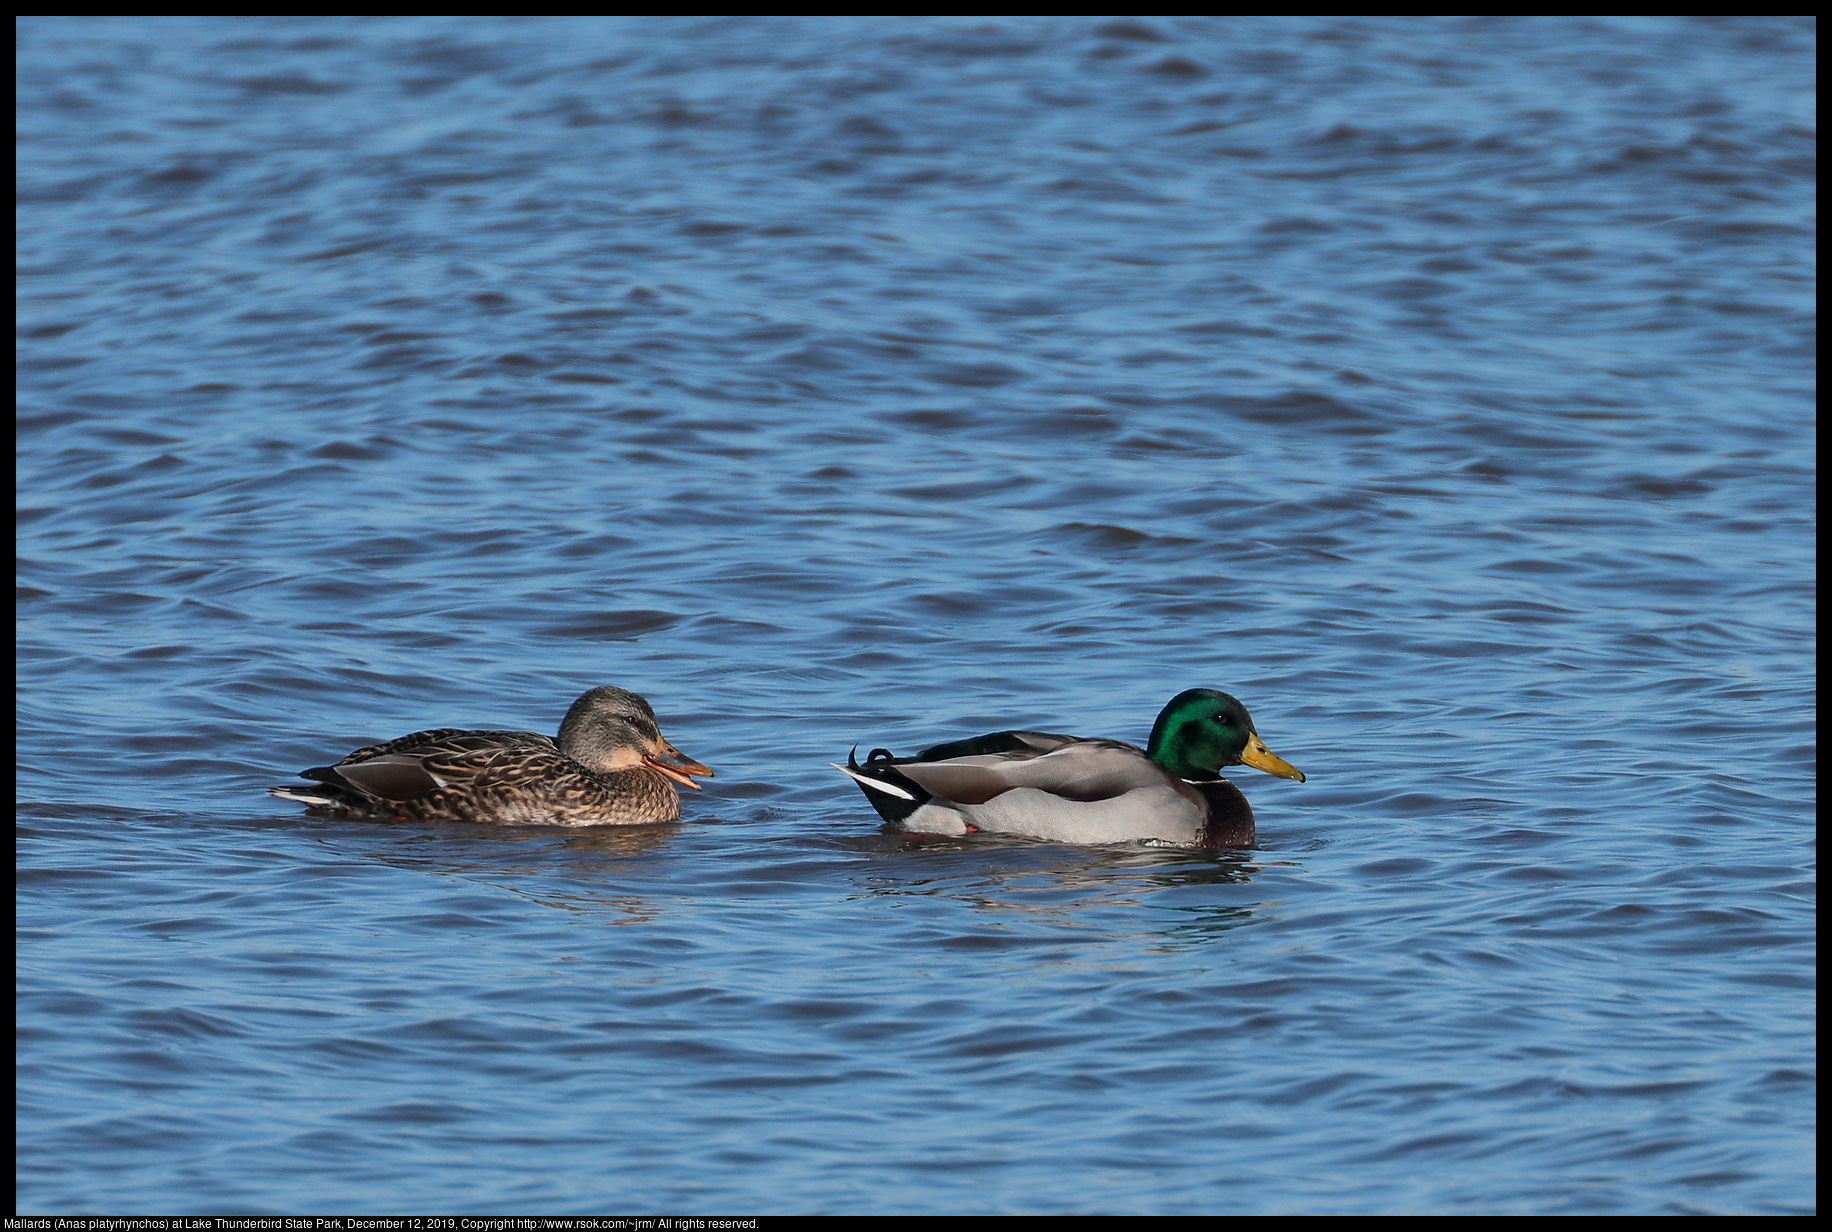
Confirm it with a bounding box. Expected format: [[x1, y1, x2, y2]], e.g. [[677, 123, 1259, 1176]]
[[17, 16, 1815, 1215]]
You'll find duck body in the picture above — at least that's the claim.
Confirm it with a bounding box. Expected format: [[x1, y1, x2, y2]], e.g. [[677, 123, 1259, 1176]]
[[835, 689, 1302, 848], [268, 686, 712, 826]]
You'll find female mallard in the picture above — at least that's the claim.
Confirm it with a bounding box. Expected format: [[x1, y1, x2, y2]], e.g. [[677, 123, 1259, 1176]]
[[833, 688, 1303, 847], [268, 686, 712, 825]]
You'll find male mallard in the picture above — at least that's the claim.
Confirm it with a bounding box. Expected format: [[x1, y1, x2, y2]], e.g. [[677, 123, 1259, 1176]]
[[268, 686, 712, 825], [833, 688, 1303, 847]]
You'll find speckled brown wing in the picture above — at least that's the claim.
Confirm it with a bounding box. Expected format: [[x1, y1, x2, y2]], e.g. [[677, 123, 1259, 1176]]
[[295, 731, 505, 816], [375, 741, 681, 826], [329, 728, 554, 765]]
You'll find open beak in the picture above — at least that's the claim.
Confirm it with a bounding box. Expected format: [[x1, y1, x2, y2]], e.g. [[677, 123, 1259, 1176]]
[[1239, 733, 1305, 782], [645, 741, 713, 790]]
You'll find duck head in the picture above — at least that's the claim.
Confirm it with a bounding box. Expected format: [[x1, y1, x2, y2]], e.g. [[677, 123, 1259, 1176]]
[[558, 686, 713, 788], [1146, 688, 1305, 783]]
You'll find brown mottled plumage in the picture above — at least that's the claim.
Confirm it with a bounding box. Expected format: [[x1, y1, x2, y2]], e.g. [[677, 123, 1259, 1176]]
[[268, 686, 712, 826]]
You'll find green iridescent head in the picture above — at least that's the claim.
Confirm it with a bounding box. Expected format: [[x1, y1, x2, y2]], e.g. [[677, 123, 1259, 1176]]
[[1145, 688, 1305, 783]]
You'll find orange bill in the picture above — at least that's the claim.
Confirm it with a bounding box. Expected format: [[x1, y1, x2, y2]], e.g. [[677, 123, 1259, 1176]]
[[646, 741, 713, 790]]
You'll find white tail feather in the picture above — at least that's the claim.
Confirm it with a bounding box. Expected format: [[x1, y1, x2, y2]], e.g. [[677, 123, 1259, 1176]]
[[829, 762, 915, 801], [268, 785, 335, 805]]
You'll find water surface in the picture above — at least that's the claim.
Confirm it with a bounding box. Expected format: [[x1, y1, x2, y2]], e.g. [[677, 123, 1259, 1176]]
[[16, 15, 1816, 1215]]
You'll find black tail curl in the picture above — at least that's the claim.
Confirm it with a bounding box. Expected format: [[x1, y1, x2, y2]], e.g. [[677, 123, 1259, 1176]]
[[844, 745, 930, 826]]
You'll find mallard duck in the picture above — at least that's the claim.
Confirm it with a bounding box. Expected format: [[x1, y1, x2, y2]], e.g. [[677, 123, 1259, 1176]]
[[268, 686, 712, 825], [833, 688, 1303, 847]]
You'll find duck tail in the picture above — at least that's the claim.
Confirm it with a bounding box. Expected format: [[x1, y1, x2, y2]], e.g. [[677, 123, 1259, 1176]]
[[830, 747, 931, 826], [267, 784, 345, 809]]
